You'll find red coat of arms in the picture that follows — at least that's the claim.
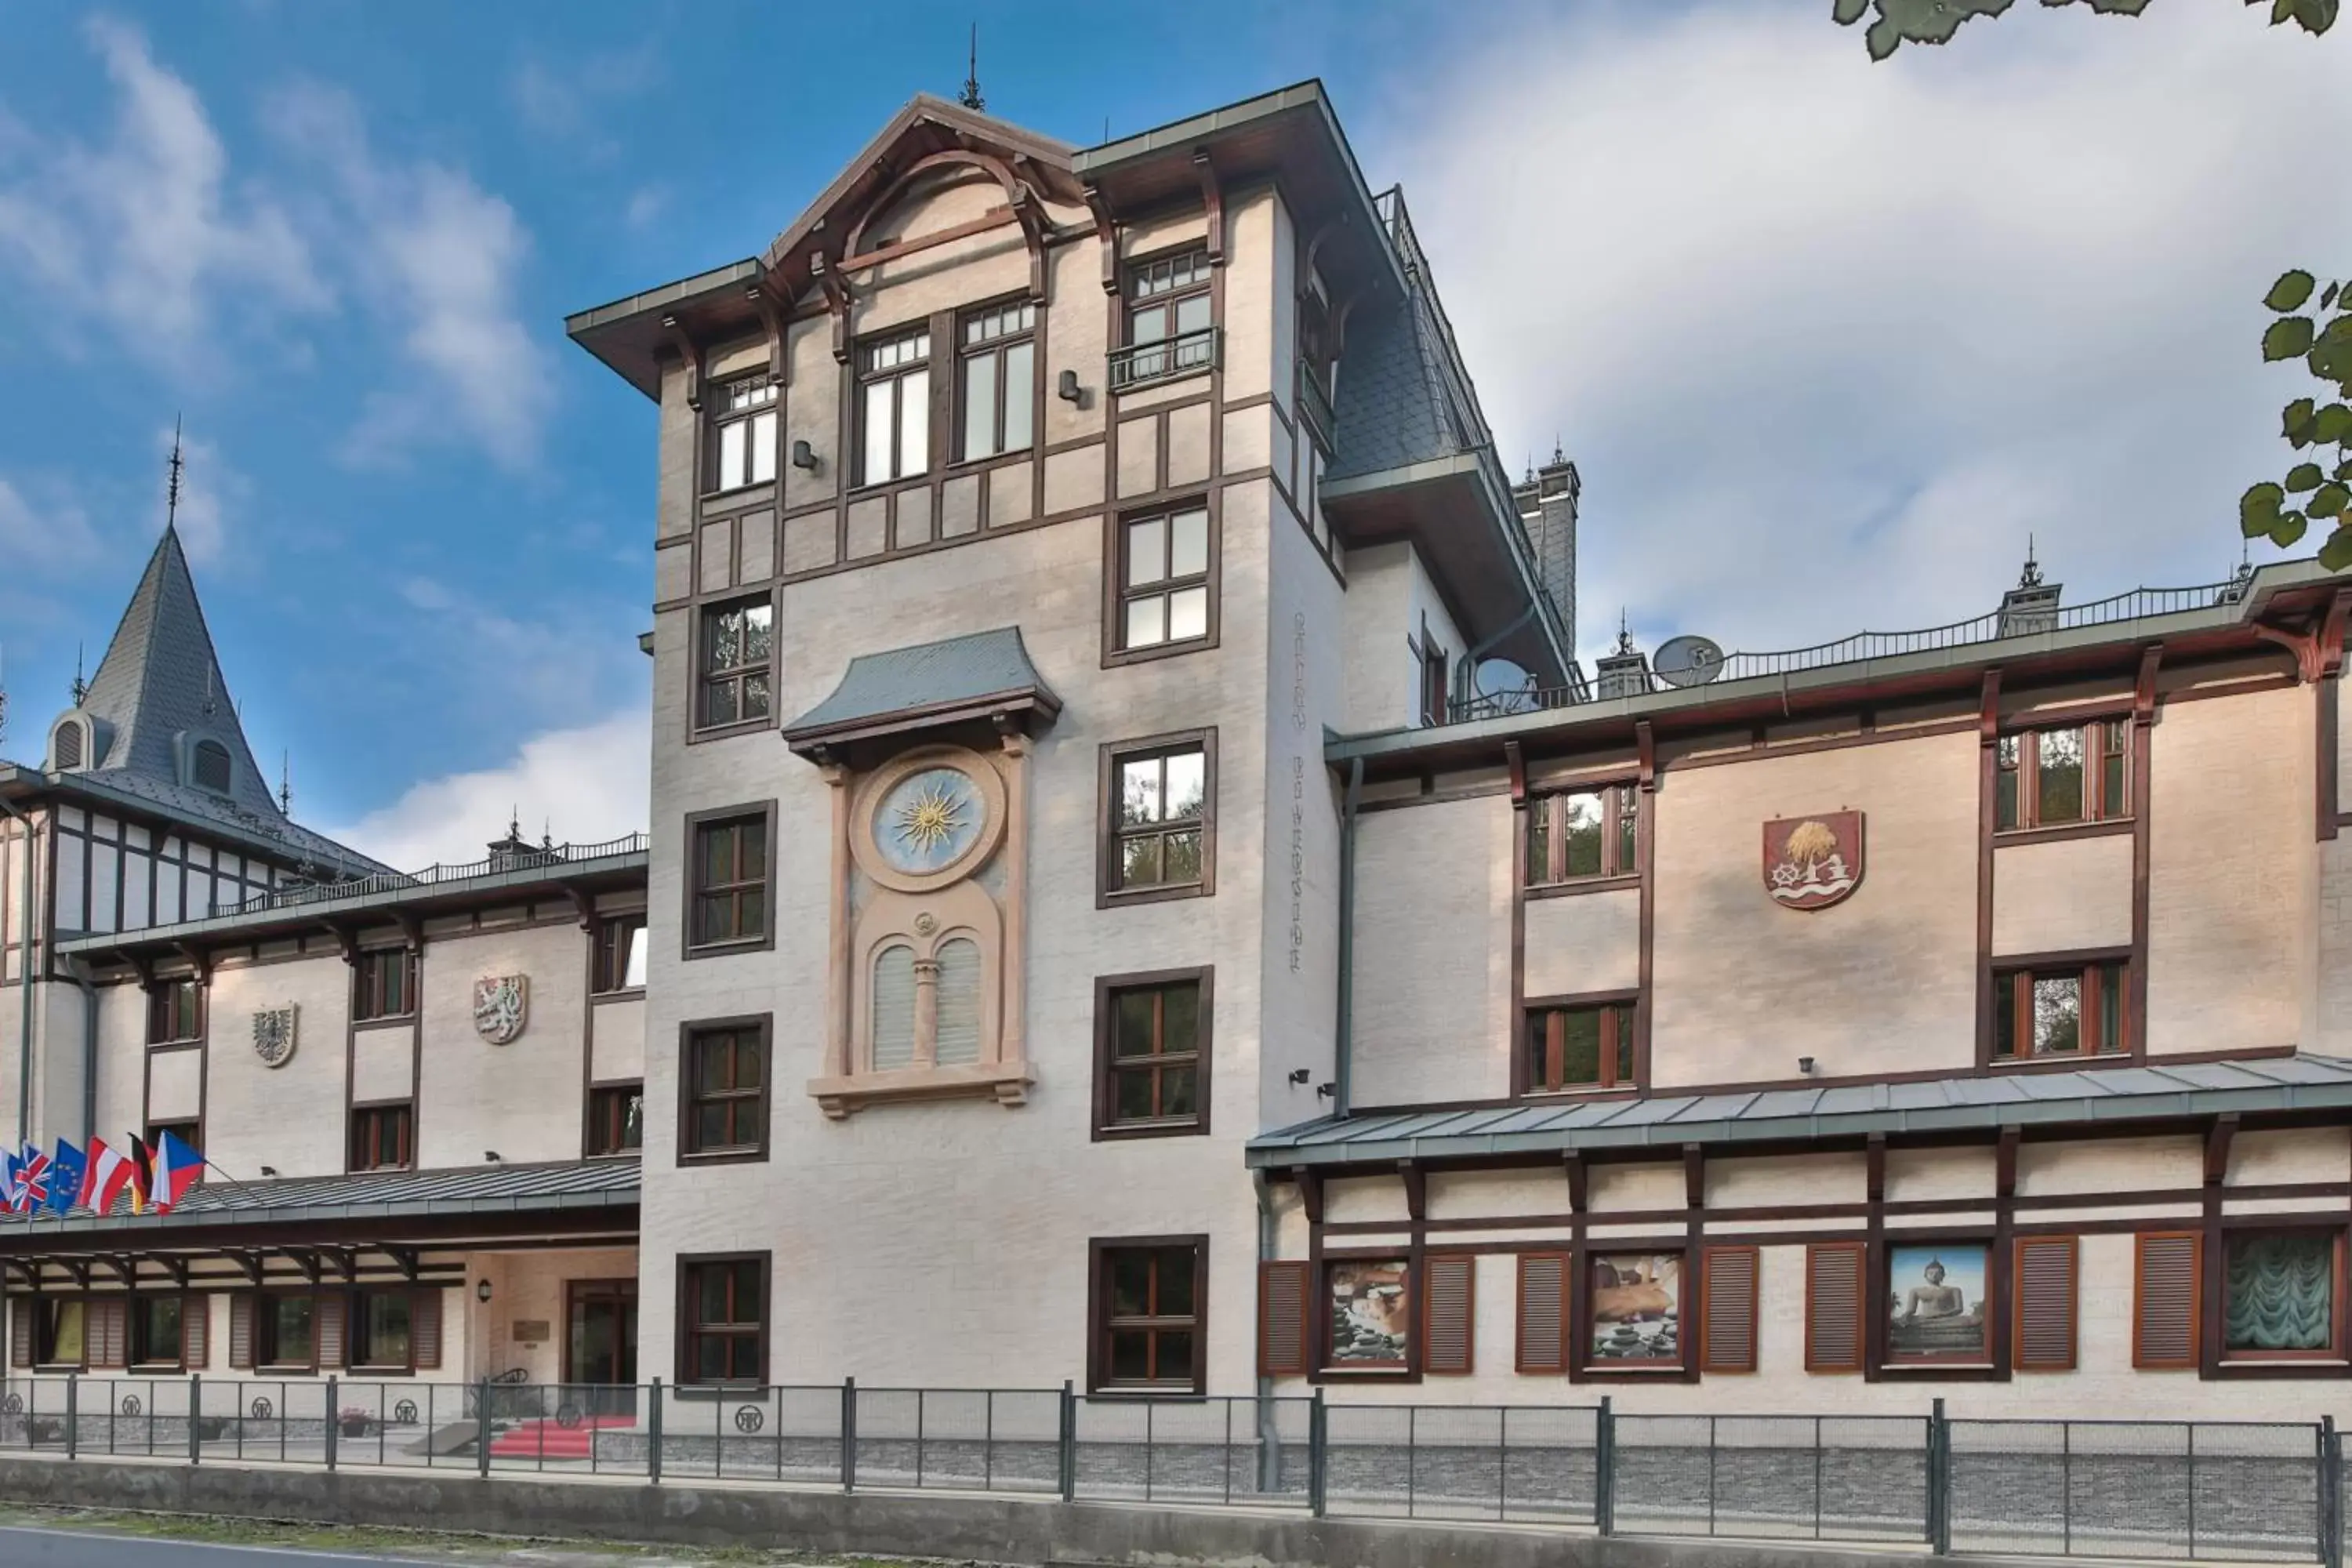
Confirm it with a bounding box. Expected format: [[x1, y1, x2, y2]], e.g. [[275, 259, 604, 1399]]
[[1762, 811, 1864, 911]]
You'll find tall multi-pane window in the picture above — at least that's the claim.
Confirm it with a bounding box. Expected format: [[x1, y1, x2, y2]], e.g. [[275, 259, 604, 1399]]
[[349, 1103, 413, 1171], [353, 1290, 412, 1370], [1116, 504, 1211, 652], [1109, 740, 1210, 895], [698, 597, 773, 731], [354, 951, 416, 1022], [1098, 973, 1207, 1135], [593, 913, 648, 994], [1093, 1241, 1203, 1392], [587, 1083, 644, 1156], [1524, 1002, 1636, 1094], [2223, 1232, 2342, 1360], [857, 328, 931, 486], [689, 814, 768, 948], [683, 1023, 767, 1157], [147, 978, 202, 1044], [1993, 960, 2128, 1059], [132, 1297, 183, 1368], [680, 1256, 764, 1385], [1525, 786, 1639, 886], [1119, 250, 1214, 387], [712, 378, 778, 491], [958, 301, 1035, 462], [1995, 720, 2131, 830]]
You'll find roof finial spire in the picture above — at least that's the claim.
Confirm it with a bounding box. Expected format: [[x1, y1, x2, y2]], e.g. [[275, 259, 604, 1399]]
[[958, 24, 985, 111], [2017, 533, 2043, 590], [71, 641, 86, 706], [201, 661, 216, 720], [1552, 435, 1565, 467], [1613, 608, 1635, 657], [279, 751, 292, 816], [165, 413, 185, 534]]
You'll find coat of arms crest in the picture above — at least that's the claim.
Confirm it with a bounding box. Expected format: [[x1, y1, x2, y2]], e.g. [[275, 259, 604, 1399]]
[[472, 975, 529, 1045], [1762, 811, 1864, 911], [252, 1005, 299, 1068]]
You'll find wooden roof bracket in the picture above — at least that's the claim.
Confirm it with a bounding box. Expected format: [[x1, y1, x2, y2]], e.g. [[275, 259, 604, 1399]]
[[659, 315, 701, 412], [2205, 1113, 2238, 1187], [1399, 1160, 1426, 1223], [1193, 150, 1225, 267], [1082, 184, 1119, 296]]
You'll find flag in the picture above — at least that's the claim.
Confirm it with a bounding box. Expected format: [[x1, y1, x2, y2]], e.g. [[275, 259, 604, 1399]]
[[127, 1134, 154, 1214], [82, 1138, 133, 1216], [16, 1145, 49, 1214], [45, 1140, 86, 1218], [153, 1131, 202, 1214], [0, 1149, 21, 1215]]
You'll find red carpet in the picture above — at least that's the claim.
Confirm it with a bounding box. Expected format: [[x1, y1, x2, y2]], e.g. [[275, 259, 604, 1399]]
[[486, 1416, 634, 1459]]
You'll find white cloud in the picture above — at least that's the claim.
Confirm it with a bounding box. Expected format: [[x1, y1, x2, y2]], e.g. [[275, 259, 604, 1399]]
[[321, 708, 649, 873], [623, 184, 669, 230], [0, 476, 102, 572], [0, 18, 329, 353], [510, 45, 662, 152], [1377, 0, 2352, 667]]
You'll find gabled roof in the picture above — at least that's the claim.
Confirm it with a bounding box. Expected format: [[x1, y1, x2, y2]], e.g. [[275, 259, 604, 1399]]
[[784, 626, 1062, 760]]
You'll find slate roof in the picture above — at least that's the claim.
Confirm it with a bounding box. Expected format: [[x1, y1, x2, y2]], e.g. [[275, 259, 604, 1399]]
[[1247, 1054, 2352, 1168], [783, 626, 1062, 749], [1326, 290, 1468, 482], [5, 1158, 639, 1239]]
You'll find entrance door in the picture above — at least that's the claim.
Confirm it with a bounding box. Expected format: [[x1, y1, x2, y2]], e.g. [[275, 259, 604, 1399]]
[[565, 1280, 638, 1418]]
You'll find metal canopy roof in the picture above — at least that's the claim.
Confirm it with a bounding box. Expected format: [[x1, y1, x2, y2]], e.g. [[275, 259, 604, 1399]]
[[1, 1158, 639, 1242], [1245, 1055, 2352, 1169], [783, 626, 1062, 758]]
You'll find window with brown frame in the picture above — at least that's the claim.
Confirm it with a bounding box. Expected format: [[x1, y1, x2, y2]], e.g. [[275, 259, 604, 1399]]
[[1523, 1001, 1636, 1094], [1804, 1241, 1866, 1374], [1526, 786, 1639, 886], [1095, 971, 1209, 1138], [681, 1022, 767, 1160], [144, 1119, 198, 1156], [689, 812, 769, 948], [253, 1293, 318, 1370], [1325, 1258, 1411, 1370], [1995, 720, 2131, 831], [1992, 959, 2128, 1060], [678, 1254, 766, 1386], [957, 299, 1036, 462], [1093, 1239, 1204, 1393], [1115, 503, 1213, 653], [1515, 1252, 1570, 1374], [131, 1294, 188, 1370], [593, 913, 648, 994], [350, 1289, 412, 1372], [1700, 1246, 1760, 1374], [710, 376, 778, 492], [2133, 1230, 2201, 1370], [1422, 1255, 1475, 1375], [1418, 635, 1450, 728], [34, 1298, 87, 1368], [1105, 736, 1212, 898], [348, 1103, 412, 1172], [586, 1083, 644, 1157], [855, 326, 931, 487], [2013, 1235, 2079, 1373], [147, 978, 201, 1044], [1116, 249, 1214, 389], [697, 597, 773, 731], [354, 950, 416, 1022], [2221, 1229, 2347, 1363]]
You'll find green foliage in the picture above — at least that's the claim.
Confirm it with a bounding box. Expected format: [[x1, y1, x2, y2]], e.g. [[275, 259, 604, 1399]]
[[2249, 269, 2352, 569], [1834, 0, 2332, 60]]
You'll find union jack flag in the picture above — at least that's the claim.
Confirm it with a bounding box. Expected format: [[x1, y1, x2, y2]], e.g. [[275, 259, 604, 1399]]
[[16, 1145, 50, 1212]]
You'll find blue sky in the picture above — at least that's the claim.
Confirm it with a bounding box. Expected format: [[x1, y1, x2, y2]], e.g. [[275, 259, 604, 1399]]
[[2, 2, 2345, 866]]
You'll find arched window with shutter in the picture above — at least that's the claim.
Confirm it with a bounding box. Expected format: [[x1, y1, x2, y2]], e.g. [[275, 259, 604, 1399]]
[[51, 720, 84, 771], [934, 937, 982, 1065], [192, 739, 232, 794], [870, 944, 916, 1071]]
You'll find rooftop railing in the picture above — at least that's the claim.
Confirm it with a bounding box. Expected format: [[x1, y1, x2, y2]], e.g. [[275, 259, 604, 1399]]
[[209, 830, 650, 920]]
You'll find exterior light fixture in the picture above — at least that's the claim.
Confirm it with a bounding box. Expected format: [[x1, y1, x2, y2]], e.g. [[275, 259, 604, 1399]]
[[791, 439, 819, 470], [484, 1150, 503, 1163], [259, 1165, 279, 1178], [1057, 368, 1083, 404], [476, 1279, 492, 1304], [1798, 1056, 1817, 1077]]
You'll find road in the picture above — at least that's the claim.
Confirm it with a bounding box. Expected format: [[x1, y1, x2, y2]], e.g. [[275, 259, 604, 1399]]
[[0, 1526, 440, 1565]]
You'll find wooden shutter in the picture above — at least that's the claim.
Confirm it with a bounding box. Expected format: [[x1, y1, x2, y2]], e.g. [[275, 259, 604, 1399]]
[[1515, 1251, 1569, 1374], [228, 1294, 255, 1370], [89, 1299, 128, 1370], [412, 1288, 443, 1370], [9, 1299, 32, 1368], [183, 1295, 209, 1370], [316, 1293, 346, 1370], [2014, 1236, 2079, 1372], [2134, 1230, 2201, 1370], [1258, 1261, 1309, 1377], [1700, 1245, 1760, 1374], [1805, 1241, 1865, 1373], [1423, 1255, 1475, 1375]]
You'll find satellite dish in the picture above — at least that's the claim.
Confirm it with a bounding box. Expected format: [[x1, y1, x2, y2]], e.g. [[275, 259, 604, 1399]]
[[1472, 658, 1539, 717], [1653, 634, 1725, 688]]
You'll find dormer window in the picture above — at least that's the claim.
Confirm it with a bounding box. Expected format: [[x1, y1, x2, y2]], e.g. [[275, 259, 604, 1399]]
[[191, 739, 232, 795], [49, 717, 87, 772]]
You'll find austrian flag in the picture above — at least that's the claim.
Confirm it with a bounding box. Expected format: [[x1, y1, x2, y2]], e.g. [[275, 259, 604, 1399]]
[[81, 1138, 134, 1216]]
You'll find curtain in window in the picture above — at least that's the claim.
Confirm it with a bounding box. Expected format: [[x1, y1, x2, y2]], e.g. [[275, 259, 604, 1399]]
[[872, 945, 916, 1071], [934, 938, 982, 1065], [2226, 1235, 2333, 1352]]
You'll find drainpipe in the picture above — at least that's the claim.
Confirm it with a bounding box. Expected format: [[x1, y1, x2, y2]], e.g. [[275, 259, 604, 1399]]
[[1333, 757, 1363, 1119], [64, 956, 96, 1145], [1253, 1169, 1301, 1491], [1, 794, 35, 1146]]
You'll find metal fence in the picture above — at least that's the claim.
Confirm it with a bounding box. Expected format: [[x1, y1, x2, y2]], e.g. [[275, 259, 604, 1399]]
[[0, 1377, 2342, 1563]]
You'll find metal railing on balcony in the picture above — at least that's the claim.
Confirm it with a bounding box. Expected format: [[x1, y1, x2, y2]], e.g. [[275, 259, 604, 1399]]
[[1109, 328, 1218, 392], [209, 831, 651, 919]]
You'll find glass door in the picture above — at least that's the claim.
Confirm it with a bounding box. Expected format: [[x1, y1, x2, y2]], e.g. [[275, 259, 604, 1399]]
[[565, 1280, 639, 1418]]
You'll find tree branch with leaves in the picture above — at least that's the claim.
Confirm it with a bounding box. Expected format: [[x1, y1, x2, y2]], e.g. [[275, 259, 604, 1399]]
[[2244, 273, 2352, 569], [1832, 0, 2336, 61]]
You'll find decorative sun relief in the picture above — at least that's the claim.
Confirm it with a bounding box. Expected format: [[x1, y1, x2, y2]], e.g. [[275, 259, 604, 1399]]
[[873, 766, 986, 876]]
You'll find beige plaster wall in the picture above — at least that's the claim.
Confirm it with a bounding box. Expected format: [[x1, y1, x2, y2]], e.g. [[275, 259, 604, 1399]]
[[465, 1247, 637, 1385], [205, 953, 354, 1178], [590, 996, 645, 1083], [418, 920, 591, 1169], [350, 1025, 412, 1104], [2146, 685, 2307, 1056], [1523, 887, 1640, 1000], [1650, 731, 1979, 1087], [1991, 833, 2132, 956], [92, 982, 147, 1149], [147, 1046, 201, 1122], [1349, 797, 1512, 1106]]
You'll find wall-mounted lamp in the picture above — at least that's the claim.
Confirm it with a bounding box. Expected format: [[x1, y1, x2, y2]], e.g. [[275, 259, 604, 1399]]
[[1286, 1068, 1310, 1087], [791, 439, 819, 471], [1797, 1056, 1816, 1078], [484, 1150, 503, 1163], [1316, 1082, 1337, 1100], [259, 1166, 278, 1178], [476, 1279, 493, 1305], [1057, 368, 1083, 405]]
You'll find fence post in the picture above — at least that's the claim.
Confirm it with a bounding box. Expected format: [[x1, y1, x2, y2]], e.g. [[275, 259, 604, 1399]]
[[477, 1379, 492, 1479], [188, 1374, 201, 1465], [2322, 1415, 2341, 1568], [841, 1377, 857, 1494], [1058, 1380, 1076, 1503], [1308, 1389, 1327, 1519], [647, 1380, 663, 1485], [1595, 1396, 1614, 1537], [324, 1376, 338, 1472], [1929, 1398, 1951, 1555], [64, 1375, 77, 1462]]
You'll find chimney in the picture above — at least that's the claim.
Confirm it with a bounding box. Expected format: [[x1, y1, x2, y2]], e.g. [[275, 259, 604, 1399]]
[[1513, 446, 1579, 656], [1594, 624, 1650, 702], [1997, 544, 2062, 639]]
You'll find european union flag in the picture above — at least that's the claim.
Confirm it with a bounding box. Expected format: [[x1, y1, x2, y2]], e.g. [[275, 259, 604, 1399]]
[[46, 1140, 87, 1218]]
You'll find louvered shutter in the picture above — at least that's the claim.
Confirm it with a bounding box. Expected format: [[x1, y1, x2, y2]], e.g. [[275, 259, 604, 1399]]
[[933, 939, 982, 1066], [316, 1294, 346, 1370], [89, 1299, 128, 1370], [1805, 1241, 1865, 1373], [412, 1288, 442, 1370], [2014, 1236, 2078, 1372], [9, 1299, 31, 1368], [2134, 1230, 2201, 1370], [183, 1295, 208, 1370], [1700, 1246, 1760, 1374], [871, 946, 916, 1070], [1515, 1251, 1568, 1374], [1423, 1255, 1475, 1374], [228, 1294, 255, 1369], [1258, 1261, 1309, 1377]]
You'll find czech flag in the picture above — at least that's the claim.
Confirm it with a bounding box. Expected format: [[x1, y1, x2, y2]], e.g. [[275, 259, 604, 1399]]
[[153, 1131, 203, 1214], [45, 1141, 87, 1218], [81, 1138, 134, 1215]]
